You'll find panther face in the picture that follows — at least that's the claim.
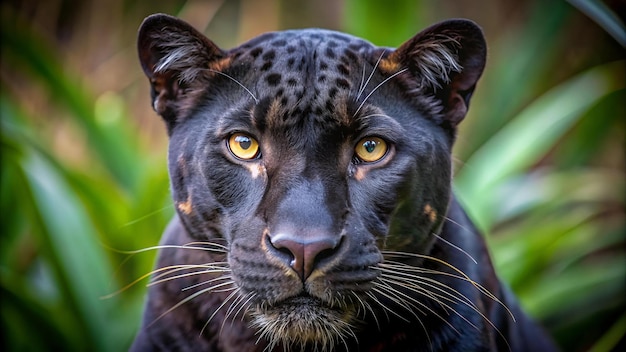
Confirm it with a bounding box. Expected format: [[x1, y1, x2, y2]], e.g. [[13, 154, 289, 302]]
[[138, 14, 486, 350]]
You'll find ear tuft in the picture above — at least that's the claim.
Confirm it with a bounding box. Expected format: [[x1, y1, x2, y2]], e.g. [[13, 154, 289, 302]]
[[401, 36, 463, 89], [383, 19, 487, 129], [138, 14, 224, 83], [137, 14, 226, 129]]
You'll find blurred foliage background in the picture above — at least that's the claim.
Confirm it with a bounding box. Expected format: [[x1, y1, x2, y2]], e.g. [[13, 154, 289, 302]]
[[1, 0, 624, 351]]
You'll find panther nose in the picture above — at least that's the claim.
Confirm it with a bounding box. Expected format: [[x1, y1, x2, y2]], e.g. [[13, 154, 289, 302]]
[[265, 232, 343, 281]]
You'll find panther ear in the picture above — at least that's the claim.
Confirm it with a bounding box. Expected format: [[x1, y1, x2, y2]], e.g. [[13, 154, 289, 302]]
[[382, 19, 486, 128], [137, 14, 226, 129]]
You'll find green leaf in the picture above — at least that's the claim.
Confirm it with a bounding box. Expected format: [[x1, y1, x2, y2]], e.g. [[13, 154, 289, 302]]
[[22, 152, 120, 351], [0, 16, 141, 191], [567, 0, 626, 47], [343, 0, 425, 46], [457, 0, 572, 159], [455, 61, 625, 230]]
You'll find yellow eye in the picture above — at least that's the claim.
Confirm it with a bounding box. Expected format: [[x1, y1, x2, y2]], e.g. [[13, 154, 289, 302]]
[[228, 133, 260, 160], [354, 137, 388, 163]]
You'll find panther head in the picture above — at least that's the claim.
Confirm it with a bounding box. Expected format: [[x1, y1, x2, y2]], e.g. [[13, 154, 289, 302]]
[[137, 14, 485, 350]]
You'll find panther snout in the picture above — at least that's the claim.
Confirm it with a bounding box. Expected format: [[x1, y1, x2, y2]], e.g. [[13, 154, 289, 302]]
[[265, 231, 344, 281]]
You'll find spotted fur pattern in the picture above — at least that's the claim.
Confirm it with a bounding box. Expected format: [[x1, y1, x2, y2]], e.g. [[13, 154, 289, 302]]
[[132, 14, 557, 352]]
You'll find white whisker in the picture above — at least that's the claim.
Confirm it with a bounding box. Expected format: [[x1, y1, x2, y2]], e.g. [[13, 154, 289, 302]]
[[353, 68, 408, 117], [220, 291, 253, 336], [181, 274, 233, 291], [148, 283, 236, 328], [201, 288, 241, 337], [432, 232, 478, 265], [368, 288, 410, 323], [380, 257, 513, 320], [358, 60, 367, 99], [356, 50, 386, 100], [208, 69, 258, 104], [149, 269, 230, 287], [377, 252, 515, 351], [379, 275, 472, 333], [111, 243, 228, 255]]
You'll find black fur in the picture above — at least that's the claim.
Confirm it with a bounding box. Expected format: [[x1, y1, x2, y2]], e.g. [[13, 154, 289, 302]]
[[132, 14, 558, 352]]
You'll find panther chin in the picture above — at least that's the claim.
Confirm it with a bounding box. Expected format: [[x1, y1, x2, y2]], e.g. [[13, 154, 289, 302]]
[[250, 295, 356, 351]]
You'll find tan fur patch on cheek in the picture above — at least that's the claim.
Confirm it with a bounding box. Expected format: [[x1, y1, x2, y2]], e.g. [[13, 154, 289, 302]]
[[177, 194, 193, 215], [423, 203, 437, 222], [244, 163, 266, 179], [353, 167, 367, 181]]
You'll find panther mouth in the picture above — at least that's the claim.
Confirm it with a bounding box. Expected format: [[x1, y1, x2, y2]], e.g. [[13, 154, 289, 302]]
[[250, 294, 356, 349]]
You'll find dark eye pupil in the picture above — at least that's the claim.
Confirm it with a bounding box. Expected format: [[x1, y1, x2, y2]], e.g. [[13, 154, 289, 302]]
[[236, 136, 251, 149], [363, 140, 377, 153]]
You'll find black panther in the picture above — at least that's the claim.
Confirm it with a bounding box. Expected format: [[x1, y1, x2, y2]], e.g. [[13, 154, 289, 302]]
[[131, 14, 557, 352]]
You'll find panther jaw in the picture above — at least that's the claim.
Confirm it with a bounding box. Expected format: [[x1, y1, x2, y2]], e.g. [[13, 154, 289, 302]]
[[249, 296, 357, 351]]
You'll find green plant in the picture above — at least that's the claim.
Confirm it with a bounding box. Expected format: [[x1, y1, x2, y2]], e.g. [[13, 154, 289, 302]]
[[347, 1, 625, 350], [1, 4, 174, 350], [1, 1, 623, 351]]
